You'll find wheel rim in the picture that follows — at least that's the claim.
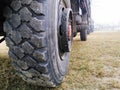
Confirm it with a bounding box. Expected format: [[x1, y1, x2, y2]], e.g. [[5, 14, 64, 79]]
[[58, 1, 72, 60]]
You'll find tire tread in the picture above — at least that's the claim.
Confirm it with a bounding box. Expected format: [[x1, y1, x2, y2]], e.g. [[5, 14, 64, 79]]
[[4, 0, 56, 87]]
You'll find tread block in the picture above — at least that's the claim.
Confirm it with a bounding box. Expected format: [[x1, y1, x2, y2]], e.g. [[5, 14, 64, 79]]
[[18, 23, 32, 39], [28, 69, 41, 77], [12, 46, 24, 59], [9, 51, 18, 60], [3, 21, 12, 34], [16, 60, 29, 70], [11, 0, 22, 11], [13, 62, 22, 71], [30, 1, 43, 14], [33, 50, 47, 62], [35, 63, 48, 73], [3, 7, 12, 18], [10, 31, 22, 44], [19, 7, 32, 21], [5, 37, 14, 48], [22, 41, 34, 54], [23, 56, 36, 67], [31, 35, 46, 48], [9, 14, 21, 28], [21, 69, 40, 78], [21, 0, 32, 5], [29, 18, 45, 32], [21, 71, 33, 78]]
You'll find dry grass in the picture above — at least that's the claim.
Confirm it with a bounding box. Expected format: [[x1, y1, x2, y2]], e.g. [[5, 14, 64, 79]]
[[0, 32, 120, 90]]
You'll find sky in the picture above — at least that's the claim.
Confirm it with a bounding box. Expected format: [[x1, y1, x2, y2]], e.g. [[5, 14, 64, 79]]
[[91, 0, 120, 24]]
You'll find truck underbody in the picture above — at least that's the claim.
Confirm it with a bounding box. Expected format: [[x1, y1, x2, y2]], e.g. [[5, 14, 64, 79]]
[[0, 1, 5, 36], [0, 0, 91, 37]]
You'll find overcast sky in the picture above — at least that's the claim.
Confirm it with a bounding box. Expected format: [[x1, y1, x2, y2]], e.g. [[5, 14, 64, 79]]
[[91, 0, 120, 24]]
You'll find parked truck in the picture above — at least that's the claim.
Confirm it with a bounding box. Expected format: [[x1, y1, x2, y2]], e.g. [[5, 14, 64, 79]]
[[0, 0, 92, 87]]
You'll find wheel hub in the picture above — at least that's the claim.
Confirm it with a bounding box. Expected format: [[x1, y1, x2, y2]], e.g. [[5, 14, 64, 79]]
[[58, 8, 72, 53]]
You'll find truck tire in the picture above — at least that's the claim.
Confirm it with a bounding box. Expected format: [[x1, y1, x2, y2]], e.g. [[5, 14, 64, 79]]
[[3, 0, 72, 87], [80, 29, 87, 41]]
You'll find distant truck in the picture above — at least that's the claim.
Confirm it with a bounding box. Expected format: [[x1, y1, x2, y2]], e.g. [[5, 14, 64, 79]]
[[0, 0, 92, 87]]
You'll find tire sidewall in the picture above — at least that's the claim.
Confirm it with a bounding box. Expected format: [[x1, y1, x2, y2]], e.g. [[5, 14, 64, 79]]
[[46, 0, 70, 85]]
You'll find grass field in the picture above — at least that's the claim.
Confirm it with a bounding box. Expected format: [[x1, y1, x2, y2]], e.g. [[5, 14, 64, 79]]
[[0, 32, 120, 90]]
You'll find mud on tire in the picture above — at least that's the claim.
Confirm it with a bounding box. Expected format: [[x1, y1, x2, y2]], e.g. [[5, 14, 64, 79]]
[[3, 0, 71, 87]]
